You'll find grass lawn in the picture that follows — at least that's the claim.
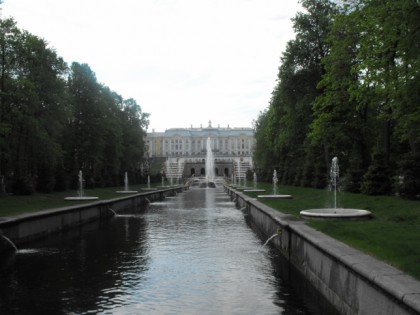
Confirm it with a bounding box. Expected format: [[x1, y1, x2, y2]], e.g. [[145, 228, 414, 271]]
[[242, 182, 420, 280]]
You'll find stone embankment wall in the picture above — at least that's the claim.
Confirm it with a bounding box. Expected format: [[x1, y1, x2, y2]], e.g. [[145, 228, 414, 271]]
[[0, 187, 184, 251], [226, 186, 420, 315]]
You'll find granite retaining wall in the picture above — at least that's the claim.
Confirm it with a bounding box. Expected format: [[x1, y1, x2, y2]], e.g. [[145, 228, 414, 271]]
[[0, 187, 184, 251], [226, 186, 420, 315]]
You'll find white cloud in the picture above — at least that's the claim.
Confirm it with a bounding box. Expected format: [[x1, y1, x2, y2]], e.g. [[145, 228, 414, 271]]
[[2, 0, 301, 131]]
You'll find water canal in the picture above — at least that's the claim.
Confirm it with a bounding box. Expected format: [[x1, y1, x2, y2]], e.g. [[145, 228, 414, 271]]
[[0, 186, 337, 314]]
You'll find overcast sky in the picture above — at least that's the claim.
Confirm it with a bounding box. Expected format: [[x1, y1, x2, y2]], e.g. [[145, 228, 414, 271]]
[[2, 0, 301, 132]]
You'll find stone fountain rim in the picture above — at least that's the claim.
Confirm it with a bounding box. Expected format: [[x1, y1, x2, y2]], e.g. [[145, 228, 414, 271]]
[[64, 196, 99, 201], [257, 194, 293, 199], [300, 208, 371, 218], [116, 190, 139, 193]]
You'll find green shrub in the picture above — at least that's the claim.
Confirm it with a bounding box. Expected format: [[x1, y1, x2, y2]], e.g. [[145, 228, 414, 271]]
[[361, 151, 392, 195], [397, 151, 420, 199], [12, 177, 35, 195]]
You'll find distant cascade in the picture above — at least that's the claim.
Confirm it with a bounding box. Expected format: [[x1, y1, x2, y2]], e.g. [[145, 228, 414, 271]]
[[205, 137, 215, 183]]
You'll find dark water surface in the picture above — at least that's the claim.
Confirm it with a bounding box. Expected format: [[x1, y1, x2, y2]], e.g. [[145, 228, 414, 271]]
[[0, 187, 337, 314]]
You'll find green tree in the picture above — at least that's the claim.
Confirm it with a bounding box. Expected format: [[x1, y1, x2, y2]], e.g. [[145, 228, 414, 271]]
[[120, 98, 149, 182], [0, 18, 20, 193], [309, 0, 420, 196], [66, 63, 149, 188], [66, 62, 110, 188], [0, 16, 150, 194], [253, 106, 278, 181], [0, 21, 68, 194], [259, 0, 337, 187], [309, 5, 372, 191], [361, 150, 392, 195]]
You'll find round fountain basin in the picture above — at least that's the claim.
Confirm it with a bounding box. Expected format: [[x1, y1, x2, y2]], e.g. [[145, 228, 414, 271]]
[[64, 196, 99, 201], [116, 190, 139, 193], [258, 195, 293, 199], [300, 208, 372, 220], [244, 189, 266, 193]]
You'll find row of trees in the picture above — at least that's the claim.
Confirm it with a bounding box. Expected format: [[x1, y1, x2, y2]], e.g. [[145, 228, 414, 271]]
[[0, 17, 149, 194], [253, 0, 420, 198]]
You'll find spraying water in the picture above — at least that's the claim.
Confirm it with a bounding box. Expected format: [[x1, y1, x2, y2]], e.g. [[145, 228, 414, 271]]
[[253, 172, 257, 189], [108, 207, 118, 216], [124, 172, 129, 191], [262, 234, 278, 248], [78, 170, 84, 197], [330, 157, 339, 209], [65, 170, 98, 200], [273, 170, 278, 195]]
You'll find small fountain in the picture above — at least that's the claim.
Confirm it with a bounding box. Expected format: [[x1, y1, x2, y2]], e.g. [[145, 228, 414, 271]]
[[160, 173, 171, 188], [65, 170, 99, 200], [300, 157, 371, 219], [258, 170, 292, 199], [117, 172, 138, 193], [199, 137, 216, 188], [142, 175, 158, 191], [253, 172, 257, 190], [244, 172, 266, 193]]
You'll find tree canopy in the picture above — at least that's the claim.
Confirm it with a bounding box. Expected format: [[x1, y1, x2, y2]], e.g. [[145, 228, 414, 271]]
[[0, 17, 149, 194], [253, 0, 420, 198]]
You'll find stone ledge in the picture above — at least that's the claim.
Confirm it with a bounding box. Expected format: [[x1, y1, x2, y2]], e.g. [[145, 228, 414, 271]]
[[225, 185, 420, 314]]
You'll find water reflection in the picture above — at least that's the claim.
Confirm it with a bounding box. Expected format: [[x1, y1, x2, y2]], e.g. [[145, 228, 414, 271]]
[[0, 187, 337, 314]]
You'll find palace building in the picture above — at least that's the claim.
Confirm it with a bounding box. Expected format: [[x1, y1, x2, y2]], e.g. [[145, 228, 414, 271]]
[[145, 121, 255, 178]]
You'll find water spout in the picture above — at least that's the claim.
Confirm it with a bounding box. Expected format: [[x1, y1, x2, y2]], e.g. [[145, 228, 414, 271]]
[[1, 234, 18, 252], [108, 207, 117, 216], [253, 172, 257, 189], [262, 234, 278, 248]]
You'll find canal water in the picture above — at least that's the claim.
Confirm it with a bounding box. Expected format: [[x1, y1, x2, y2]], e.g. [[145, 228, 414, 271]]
[[0, 187, 337, 314]]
